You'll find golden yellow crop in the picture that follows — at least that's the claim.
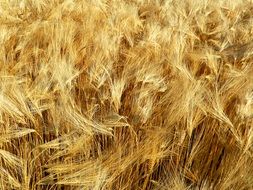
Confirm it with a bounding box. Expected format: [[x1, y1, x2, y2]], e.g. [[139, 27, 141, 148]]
[[0, 0, 252, 189]]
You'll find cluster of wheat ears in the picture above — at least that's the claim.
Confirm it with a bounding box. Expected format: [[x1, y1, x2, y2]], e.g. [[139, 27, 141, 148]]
[[0, 0, 253, 189]]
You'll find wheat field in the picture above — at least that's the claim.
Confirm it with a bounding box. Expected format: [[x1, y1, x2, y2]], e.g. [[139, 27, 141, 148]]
[[0, 0, 253, 189]]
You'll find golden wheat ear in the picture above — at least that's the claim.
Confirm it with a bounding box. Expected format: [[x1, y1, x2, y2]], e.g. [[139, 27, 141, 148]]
[[0, 0, 253, 189]]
